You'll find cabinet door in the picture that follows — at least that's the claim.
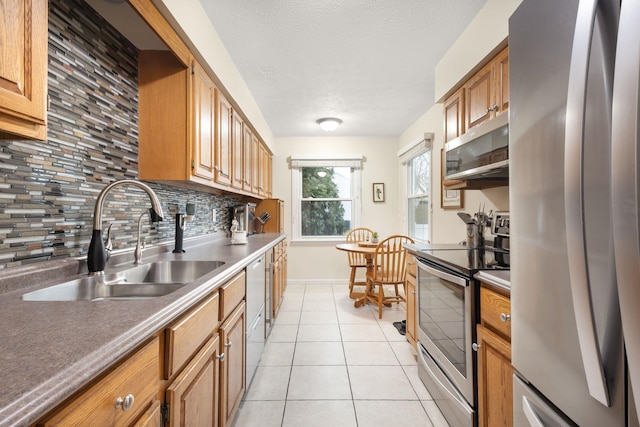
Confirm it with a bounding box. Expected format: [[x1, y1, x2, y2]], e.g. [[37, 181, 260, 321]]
[[405, 273, 417, 347], [215, 90, 232, 186], [0, 0, 47, 140], [251, 133, 260, 195], [476, 324, 513, 427], [231, 112, 244, 189], [242, 125, 253, 192], [166, 335, 221, 427], [465, 62, 494, 130], [191, 62, 215, 181], [494, 47, 509, 116], [132, 400, 162, 427], [443, 87, 465, 142], [220, 303, 246, 427]]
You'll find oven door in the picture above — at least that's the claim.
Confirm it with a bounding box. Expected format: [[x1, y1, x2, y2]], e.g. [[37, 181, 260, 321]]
[[416, 257, 475, 406]]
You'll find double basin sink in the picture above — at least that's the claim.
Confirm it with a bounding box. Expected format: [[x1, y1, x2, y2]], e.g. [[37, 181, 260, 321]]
[[21, 260, 225, 301]]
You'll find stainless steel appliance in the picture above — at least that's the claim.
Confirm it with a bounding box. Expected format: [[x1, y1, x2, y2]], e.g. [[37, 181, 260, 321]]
[[445, 113, 509, 180], [245, 254, 266, 386], [233, 203, 257, 234], [412, 218, 510, 427], [510, 0, 639, 425]]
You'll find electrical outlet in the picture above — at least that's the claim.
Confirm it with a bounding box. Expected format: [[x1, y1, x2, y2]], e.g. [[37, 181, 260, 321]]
[[211, 209, 217, 222]]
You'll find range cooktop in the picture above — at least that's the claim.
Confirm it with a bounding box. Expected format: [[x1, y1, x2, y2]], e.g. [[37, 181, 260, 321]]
[[416, 247, 510, 276]]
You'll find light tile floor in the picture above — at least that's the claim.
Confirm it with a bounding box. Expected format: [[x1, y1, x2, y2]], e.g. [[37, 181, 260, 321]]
[[232, 283, 449, 427]]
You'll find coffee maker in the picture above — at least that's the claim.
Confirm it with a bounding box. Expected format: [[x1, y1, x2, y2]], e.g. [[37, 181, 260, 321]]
[[232, 203, 256, 234]]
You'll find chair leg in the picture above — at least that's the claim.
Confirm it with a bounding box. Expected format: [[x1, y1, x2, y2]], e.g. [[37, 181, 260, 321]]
[[394, 283, 400, 304], [378, 284, 384, 319]]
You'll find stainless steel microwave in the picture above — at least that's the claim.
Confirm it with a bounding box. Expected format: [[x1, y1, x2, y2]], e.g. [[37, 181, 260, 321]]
[[444, 113, 509, 180]]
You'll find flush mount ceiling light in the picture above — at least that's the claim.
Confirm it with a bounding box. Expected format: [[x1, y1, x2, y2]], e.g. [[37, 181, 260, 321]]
[[316, 117, 343, 132]]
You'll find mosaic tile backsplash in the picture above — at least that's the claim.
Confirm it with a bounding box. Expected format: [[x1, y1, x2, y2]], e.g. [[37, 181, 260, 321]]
[[0, 0, 243, 269]]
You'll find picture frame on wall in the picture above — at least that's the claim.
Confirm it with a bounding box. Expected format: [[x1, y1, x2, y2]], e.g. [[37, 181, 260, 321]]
[[440, 149, 464, 209], [373, 183, 385, 202]]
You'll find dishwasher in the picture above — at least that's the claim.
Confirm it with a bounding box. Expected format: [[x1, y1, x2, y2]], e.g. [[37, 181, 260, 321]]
[[245, 254, 266, 386]]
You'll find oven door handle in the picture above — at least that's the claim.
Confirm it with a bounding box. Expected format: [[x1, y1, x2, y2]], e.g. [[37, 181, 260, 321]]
[[417, 260, 468, 287]]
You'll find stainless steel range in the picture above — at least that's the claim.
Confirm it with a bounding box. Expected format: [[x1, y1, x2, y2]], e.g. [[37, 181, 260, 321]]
[[407, 212, 510, 427]]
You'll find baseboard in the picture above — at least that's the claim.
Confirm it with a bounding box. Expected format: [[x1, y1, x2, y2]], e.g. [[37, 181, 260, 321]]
[[286, 279, 349, 286]]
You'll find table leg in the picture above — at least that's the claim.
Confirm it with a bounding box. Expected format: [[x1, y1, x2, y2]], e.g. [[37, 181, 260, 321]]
[[354, 255, 374, 308]]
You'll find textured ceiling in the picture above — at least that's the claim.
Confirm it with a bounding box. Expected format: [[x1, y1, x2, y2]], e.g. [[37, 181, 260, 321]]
[[199, 0, 488, 137]]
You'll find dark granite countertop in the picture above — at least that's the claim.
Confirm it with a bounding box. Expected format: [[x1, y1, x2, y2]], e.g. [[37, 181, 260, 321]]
[[0, 232, 285, 427], [474, 270, 511, 293]]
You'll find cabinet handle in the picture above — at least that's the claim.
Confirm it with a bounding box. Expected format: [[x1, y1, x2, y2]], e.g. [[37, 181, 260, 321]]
[[500, 313, 511, 322], [115, 394, 135, 412], [472, 343, 481, 352], [217, 352, 225, 361], [225, 341, 233, 348]]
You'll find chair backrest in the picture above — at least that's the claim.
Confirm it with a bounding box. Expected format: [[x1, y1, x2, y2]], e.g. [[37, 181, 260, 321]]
[[345, 227, 374, 266], [372, 235, 415, 284]]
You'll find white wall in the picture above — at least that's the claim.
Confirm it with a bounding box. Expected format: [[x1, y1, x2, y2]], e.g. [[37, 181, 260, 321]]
[[272, 137, 399, 284], [397, 0, 518, 244]]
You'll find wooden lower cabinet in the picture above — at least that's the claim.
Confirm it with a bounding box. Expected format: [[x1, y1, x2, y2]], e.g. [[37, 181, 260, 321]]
[[37, 337, 160, 427], [271, 241, 288, 320], [405, 255, 417, 348], [476, 284, 512, 427], [165, 335, 221, 427], [219, 303, 246, 427], [132, 400, 162, 427]]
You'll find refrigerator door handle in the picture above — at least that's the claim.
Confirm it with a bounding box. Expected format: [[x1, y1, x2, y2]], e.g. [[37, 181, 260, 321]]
[[612, 0, 640, 420], [564, 0, 610, 406], [522, 396, 544, 427]]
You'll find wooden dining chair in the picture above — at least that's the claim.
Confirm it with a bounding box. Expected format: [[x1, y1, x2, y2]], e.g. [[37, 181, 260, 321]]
[[345, 227, 374, 298], [366, 234, 415, 319]]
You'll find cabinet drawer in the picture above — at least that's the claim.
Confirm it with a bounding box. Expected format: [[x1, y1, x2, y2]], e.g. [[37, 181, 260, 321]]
[[406, 255, 417, 278], [40, 337, 159, 427], [480, 286, 511, 340], [166, 292, 220, 379], [220, 272, 246, 320]]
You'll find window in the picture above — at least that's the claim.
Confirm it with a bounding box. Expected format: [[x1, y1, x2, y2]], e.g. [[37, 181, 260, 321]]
[[290, 155, 362, 241], [399, 134, 432, 243]]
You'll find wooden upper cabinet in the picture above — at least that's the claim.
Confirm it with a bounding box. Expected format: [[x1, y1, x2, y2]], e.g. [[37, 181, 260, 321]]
[[0, 0, 48, 140], [215, 90, 232, 186], [231, 112, 244, 190], [463, 46, 509, 131], [251, 133, 260, 194], [465, 61, 494, 130], [494, 47, 509, 116], [242, 125, 253, 192], [192, 61, 216, 181], [444, 87, 465, 142]]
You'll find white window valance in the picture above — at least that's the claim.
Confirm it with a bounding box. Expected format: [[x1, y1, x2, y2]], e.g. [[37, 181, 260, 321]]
[[397, 132, 434, 164], [289, 154, 364, 169]]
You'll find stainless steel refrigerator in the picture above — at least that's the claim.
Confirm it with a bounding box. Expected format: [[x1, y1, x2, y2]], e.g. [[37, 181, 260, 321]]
[[510, 0, 640, 425]]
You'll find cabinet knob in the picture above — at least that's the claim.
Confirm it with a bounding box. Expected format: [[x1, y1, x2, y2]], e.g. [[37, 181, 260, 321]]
[[225, 341, 233, 348], [472, 343, 481, 352], [500, 313, 511, 322], [412, 291, 417, 295], [217, 352, 226, 361], [115, 394, 135, 412]]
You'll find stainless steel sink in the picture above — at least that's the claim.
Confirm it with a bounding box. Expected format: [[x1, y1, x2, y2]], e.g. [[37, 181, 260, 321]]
[[21, 260, 225, 301]]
